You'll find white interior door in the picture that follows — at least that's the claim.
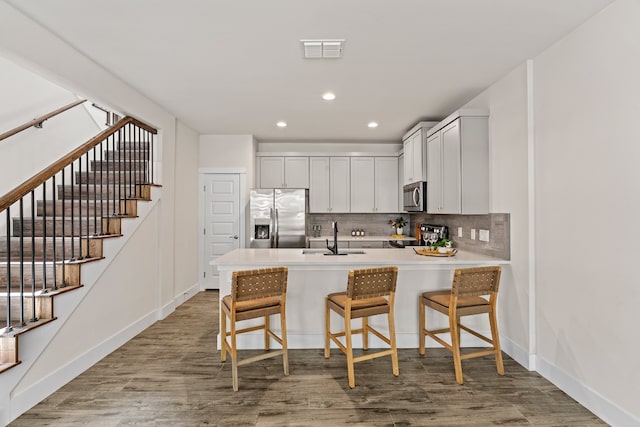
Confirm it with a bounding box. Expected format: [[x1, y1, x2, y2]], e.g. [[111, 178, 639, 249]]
[[204, 173, 240, 289]]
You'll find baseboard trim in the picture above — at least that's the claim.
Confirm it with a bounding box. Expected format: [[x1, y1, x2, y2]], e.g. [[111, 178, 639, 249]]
[[159, 283, 201, 319], [9, 309, 158, 424], [500, 336, 531, 370], [536, 355, 639, 427]]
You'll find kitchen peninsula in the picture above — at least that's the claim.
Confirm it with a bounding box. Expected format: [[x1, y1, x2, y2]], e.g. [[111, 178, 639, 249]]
[[212, 247, 509, 350]]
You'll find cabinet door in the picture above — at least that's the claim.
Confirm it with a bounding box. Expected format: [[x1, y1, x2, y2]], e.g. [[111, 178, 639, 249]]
[[309, 157, 330, 213], [375, 157, 399, 213], [411, 129, 425, 182], [441, 120, 461, 214], [284, 157, 309, 188], [427, 132, 442, 213], [259, 157, 284, 188], [330, 157, 350, 213], [403, 137, 414, 184], [348, 241, 384, 249], [350, 157, 375, 212]]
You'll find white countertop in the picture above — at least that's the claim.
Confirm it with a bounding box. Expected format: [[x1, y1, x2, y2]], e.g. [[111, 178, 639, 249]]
[[212, 247, 509, 349], [307, 235, 417, 242], [212, 247, 508, 269]]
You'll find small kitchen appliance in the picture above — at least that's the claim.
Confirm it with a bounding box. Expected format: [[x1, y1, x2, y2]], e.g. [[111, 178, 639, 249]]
[[403, 181, 427, 212], [420, 224, 448, 246]]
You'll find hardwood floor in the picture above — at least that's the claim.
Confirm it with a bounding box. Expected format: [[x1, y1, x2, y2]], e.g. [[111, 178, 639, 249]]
[[11, 291, 606, 426]]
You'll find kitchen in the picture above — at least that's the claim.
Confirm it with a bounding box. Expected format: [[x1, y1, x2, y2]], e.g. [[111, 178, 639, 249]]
[[1, 1, 638, 425]]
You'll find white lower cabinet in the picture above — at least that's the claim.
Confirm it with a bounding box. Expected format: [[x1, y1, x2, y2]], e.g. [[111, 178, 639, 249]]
[[348, 241, 384, 249], [309, 157, 350, 213], [426, 111, 489, 214]]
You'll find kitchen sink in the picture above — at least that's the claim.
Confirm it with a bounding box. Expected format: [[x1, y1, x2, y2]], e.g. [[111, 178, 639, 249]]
[[302, 249, 366, 255]]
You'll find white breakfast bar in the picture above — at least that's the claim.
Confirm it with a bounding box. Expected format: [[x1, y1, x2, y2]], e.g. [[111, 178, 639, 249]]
[[211, 247, 510, 349]]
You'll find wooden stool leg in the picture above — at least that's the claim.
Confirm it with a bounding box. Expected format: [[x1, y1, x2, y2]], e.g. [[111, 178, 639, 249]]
[[264, 314, 271, 350], [280, 306, 289, 376], [489, 308, 504, 375], [231, 319, 239, 391], [418, 298, 425, 356], [362, 317, 369, 350], [388, 306, 399, 377], [450, 314, 463, 384], [221, 309, 227, 362], [345, 313, 355, 388], [324, 297, 331, 359]]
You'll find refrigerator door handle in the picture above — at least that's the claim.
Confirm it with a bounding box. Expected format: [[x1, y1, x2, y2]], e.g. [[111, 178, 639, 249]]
[[269, 207, 275, 248], [275, 208, 280, 248]]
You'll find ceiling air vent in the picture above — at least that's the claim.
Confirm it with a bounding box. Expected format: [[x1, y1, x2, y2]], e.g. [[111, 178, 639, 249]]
[[301, 39, 345, 59]]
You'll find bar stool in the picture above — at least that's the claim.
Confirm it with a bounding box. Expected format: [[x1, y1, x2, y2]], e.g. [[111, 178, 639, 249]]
[[324, 266, 399, 388], [220, 266, 288, 391], [419, 265, 503, 384]]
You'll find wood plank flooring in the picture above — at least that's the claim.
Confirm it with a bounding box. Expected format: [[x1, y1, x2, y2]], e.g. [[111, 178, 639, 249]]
[[10, 291, 606, 426]]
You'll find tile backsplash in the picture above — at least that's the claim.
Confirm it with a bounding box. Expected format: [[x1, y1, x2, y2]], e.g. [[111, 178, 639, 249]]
[[410, 213, 510, 260], [308, 213, 407, 237], [308, 212, 510, 260]]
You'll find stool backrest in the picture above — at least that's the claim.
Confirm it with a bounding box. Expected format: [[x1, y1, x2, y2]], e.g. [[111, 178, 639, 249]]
[[451, 266, 501, 298], [347, 266, 398, 300], [231, 267, 288, 302]]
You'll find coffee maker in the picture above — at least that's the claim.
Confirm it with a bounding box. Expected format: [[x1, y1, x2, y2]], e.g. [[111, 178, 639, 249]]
[[419, 224, 448, 246]]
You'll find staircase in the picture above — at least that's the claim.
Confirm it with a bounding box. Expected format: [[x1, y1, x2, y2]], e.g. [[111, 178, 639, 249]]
[[0, 116, 158, 374]]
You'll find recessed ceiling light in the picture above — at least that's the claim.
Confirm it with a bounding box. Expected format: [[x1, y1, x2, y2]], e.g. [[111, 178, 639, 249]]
[[276, 121, 287, 128], [322, 92, 336, 101], [368, 122, 379, 128]]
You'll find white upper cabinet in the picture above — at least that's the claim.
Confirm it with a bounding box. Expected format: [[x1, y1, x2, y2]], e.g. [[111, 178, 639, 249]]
[[309, 157, 350, 213], [350, 157, 375, 212], [402, 121, 438, 185], [374, 157, 399, 213], [426, 110, 489, 214], [403, 130, 423, 184], [258, 156, 309, 188], [350, 157, 398, 213]]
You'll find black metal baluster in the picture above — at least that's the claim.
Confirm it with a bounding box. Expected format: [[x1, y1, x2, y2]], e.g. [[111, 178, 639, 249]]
[[99, 140, 104, 235], [77, 157, 83, 260], [150, 130, 154, 184], [85, 151, 91, 258], [124, 124, 137, 203], [52, 175, 58, 290], [113, 131, 118, 217], [30, 191, 38, 322], [42, 182, 47, 293], [4, 208, 12, 333], [118, 126, 123, 215], [19, 198, 25, 326], [106, 134, 112, 234], [70, 163, 76, 261], [93, 145, 97, 236], [61, 169, 66, 287]]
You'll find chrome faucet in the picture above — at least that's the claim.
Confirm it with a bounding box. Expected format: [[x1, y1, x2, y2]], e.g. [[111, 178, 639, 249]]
[[326, 221, 339, 255]]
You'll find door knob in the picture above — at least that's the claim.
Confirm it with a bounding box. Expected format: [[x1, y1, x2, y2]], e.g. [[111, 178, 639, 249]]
[[229, 235, 238, 239]]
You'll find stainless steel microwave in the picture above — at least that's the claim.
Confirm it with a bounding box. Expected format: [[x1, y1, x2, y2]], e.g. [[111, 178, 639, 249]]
[[403, 181, 427, 212]]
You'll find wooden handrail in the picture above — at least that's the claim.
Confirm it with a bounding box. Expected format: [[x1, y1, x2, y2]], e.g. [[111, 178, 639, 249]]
[[0, 99, 87, 142], [0, 116, 157, 212]]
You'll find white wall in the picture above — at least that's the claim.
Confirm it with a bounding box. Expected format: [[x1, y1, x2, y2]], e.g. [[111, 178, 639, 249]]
[[0, 56, 101, 196], [0, 3, 201, 424], [463, 63, 531, 363], [200, 134, 256, 188], [174, 122, 201, 296], [533, 0, 639, 424]]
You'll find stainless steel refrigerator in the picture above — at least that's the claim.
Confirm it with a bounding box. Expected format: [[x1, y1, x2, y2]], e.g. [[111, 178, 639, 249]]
[[250, 189, 308, 248]]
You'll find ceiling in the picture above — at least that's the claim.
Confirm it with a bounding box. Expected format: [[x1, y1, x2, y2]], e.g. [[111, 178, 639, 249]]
[[8, 0, 612, 142]]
